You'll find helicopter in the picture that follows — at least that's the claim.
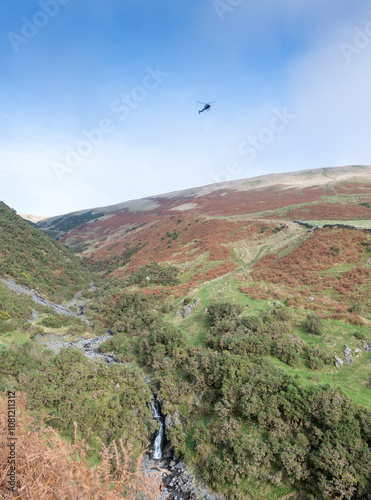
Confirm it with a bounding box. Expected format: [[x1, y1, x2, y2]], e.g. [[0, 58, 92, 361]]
[[197, 101, 216, 114]]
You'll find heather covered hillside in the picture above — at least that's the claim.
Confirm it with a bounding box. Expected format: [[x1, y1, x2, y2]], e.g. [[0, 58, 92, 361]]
[[37, 166, 371, 280]]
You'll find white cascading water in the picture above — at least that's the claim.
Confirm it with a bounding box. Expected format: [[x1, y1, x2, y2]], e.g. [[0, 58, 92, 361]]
[[151, 401, 160, 419], [152, 421, 164, 459], [151, 400, 163, 459]]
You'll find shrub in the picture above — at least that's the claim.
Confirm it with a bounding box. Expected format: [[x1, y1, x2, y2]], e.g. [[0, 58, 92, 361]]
[[349, 302, 368, 316], [271, 335, 304, 366], [93, 319, 106, 335], [207, 302, 242, 326], [305, 312, 323, 335], [128, 262, 180, 287], [161, 302, 173, 313]]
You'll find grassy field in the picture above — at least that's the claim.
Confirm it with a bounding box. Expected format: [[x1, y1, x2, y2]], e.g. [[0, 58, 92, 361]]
[[0, 330, 30, 351]]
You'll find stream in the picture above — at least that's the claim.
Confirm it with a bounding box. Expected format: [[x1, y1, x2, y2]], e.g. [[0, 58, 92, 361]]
[[4, 276, 222, 498], [36, 332, 222, 499], [150, 400, 165, 460], [0, 276, 89, 322]]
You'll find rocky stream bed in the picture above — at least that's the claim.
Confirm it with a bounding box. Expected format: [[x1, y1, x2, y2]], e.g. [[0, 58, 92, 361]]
[[0, 277, 223, 499]]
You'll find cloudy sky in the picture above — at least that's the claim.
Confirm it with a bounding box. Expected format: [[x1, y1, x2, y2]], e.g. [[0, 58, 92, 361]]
[[1, 0, 370, 216]]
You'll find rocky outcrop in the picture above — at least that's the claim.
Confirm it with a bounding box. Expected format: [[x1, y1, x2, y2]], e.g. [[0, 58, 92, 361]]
[[182, 299, 200, 319], [141, 455, 225, 500], [335, 344, 366, 367], [343, 345, 354, 365]]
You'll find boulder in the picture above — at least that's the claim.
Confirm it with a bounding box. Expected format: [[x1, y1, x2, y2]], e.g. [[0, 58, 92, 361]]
[[343, 345, 354, 364], [182, 306, 192, 319], [334, 355, 344, 368]]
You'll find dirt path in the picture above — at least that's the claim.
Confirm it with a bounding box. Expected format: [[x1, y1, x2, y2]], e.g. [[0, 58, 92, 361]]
[[230, 222, 307, 269]]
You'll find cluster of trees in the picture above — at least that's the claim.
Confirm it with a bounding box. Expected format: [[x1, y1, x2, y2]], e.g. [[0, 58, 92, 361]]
[[204, 305, 331, 369], [38, 210, 105, 234], [89, 243, 147, 274]]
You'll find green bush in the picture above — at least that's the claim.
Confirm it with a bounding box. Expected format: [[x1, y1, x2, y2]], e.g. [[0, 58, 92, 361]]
[[127, 262, 180, 287], [305, 312, 323, 335], [207, 302, 242, 326]]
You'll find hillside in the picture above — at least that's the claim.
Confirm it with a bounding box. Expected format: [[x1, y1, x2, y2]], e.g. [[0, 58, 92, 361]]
[[36, 165, 371, 291], [1, 166, 370, 499], [0, 202, 96, 301]]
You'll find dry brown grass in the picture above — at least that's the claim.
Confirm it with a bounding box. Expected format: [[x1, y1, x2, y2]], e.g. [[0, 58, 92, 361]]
[[0, 392, 164, 499]]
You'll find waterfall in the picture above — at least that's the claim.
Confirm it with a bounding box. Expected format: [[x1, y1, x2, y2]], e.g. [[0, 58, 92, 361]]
[[150, 399, 164, 460], [151, 401, 161, 419], [152, 421, 164, 460]]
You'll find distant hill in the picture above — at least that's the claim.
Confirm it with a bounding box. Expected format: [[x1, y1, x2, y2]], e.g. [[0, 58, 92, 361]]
[[19, 213, 48, 224], [38, 165, 371, 228], [35, 165, 371, 281]]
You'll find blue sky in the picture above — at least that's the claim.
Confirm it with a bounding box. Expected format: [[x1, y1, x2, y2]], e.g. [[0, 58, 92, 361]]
[[0, 0, 370, 215]]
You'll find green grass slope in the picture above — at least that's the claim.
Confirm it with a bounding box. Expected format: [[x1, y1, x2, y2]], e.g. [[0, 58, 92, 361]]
[[0, 202, 96, 301]]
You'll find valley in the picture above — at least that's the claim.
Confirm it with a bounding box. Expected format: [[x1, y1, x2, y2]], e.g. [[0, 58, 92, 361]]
[[0, 165, 370, 499]]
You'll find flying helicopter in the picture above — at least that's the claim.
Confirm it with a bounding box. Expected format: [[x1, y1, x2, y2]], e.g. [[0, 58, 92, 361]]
[[197, 101, 216, 114]]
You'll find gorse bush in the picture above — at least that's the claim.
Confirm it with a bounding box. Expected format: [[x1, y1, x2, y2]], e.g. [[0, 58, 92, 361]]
[[127, 262, 180, 287], [207, 301, 243, 326], [305, 312, 323, 335]]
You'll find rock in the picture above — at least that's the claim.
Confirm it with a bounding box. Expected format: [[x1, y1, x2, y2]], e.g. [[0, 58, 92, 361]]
[[343, 345, 354, 364], [182, 306, 192, 319], [335, 355, 344, 368], [308, 296, 314, 302], [182, 298, 200, 319]]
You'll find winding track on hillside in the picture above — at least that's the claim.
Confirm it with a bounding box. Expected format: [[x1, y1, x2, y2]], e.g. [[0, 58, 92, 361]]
[[228, 220, 308, 270]]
